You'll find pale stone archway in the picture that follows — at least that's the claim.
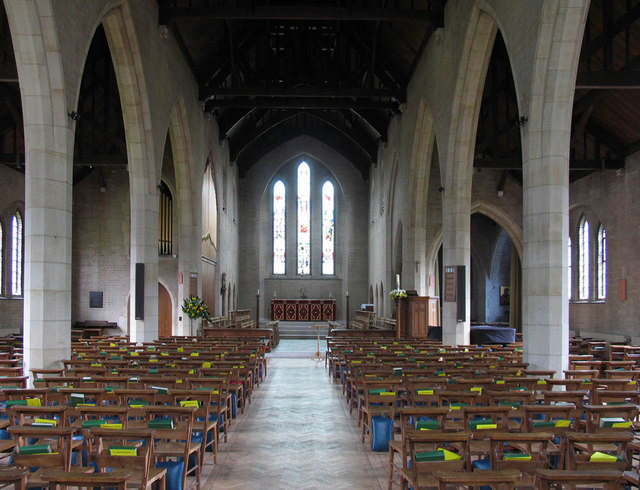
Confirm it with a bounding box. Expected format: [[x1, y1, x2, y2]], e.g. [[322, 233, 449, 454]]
[[103, 5, 159, 343], [5, 0, 74, 373]]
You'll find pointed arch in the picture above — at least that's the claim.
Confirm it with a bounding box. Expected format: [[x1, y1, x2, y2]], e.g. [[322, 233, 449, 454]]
[[578, 215, 590, 300], [597, 224, 607, 300]]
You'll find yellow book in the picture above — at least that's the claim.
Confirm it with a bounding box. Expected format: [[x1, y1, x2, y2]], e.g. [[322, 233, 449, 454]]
[[109, 343, 116, 347], [589, 451, 619, 462], [109, 448, 138, 456], [189, 370, 195, 375], [190, 352, 199, 357], [33, 418, 57, 427], [149, 359, 158, 363], [26, 398, 42, 407], [417, 390, 434, 395], [555, 419, 571, 428], [537, 380, 547, 385], [161, 352, 169, 356], [176, 379, 183, 384], [90, 363, 102, 367], [440, 448, 462, 461], [495, 380, 505, 385], [100, 423, 123, 429], [177, 347, 184, 352], [475, 423, 497, 430], [612, 421, 633, 428], [202, 362, 212, 368], [470, 387, 482, 393], [179, 400, 200, 408], [379, 392, 396, 396], [130, 352, 139, 357]]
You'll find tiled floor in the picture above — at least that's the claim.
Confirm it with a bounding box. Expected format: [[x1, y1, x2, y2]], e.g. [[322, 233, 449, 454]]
[[201, 343, 388, 489]]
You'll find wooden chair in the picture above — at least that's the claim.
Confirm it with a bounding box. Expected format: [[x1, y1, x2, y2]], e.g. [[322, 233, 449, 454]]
[[89, 427, 167, 490], [360, 380, 401, 447], [401, 431, 472, 490], [0, 467, 28, 490], [143, 406, 201, 490], [521, 404, 577, 469], [433, 468, 521, 489], [582, 403, 639, 433], [562, 431, 634, 471], [535, 469, 624, 489], [8, 425, 76, 488], [41, 468, 131, 489], [489, 432, 554, 486], [187, 378, 231, 443], [170, 389, 218, 464], [387, 407, 449, 490]]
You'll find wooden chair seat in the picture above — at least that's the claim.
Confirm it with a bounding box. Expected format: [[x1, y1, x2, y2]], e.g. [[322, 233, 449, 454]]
[[0, 467, 28, 489], [41, 468, 131, 489], [433, 468, 521, 489], [536, 469, 624, 489]]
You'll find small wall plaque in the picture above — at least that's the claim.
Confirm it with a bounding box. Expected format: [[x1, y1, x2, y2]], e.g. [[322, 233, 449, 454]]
[[89, 291, 103, 308]]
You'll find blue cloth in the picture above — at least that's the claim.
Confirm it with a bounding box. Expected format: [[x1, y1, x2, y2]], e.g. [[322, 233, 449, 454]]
[[371, 415, 393, 452], [156, 460, 184, 490]]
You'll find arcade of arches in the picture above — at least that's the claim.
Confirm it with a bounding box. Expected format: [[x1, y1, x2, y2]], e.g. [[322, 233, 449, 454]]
[[0, 0, 639, 422]]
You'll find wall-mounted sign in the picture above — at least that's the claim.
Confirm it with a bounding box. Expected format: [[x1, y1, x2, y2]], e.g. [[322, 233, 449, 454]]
[[444, 266, 456, 302]]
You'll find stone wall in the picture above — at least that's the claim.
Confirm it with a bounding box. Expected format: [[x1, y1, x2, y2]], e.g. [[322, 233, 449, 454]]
[[569, 156, 640, 342]]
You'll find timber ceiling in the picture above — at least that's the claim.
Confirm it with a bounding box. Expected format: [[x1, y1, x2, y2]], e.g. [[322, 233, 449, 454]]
[[0, 1, 638, 186]]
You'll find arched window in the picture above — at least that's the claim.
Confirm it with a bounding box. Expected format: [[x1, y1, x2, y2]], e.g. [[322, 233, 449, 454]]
[[321, 181, 335, 275], [568, 237, 572, 300], [578, 217, 589, 300], [273, 180, 286, 274], [297, 162, 311, 275], [11, 211, 23, 296], [597, 224, 607, 299], [158, 181, 172, 255]]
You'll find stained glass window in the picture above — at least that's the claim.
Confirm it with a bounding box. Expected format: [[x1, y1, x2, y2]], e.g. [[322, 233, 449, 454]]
[[597, 225, 606, 299], [322, 181, 335, 275], [578, 217, 589, 300], [11, 211, 22, 296], [273, 180, 286, 274], [297, 162, 311, 275], [568, 237, 572, 300]]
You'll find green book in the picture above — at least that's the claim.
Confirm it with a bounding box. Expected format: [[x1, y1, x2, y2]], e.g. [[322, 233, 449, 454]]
[[128, 399, 150, 407], [148, 419, 174, 429], [415, 450, 444, 462], [416, 420, 440, 431], [5, 400, 27, 407], [19, 444, 52, 455], [82, 419, 107, 428]]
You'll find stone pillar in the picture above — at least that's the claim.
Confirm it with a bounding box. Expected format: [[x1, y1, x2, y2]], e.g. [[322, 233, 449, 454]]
[[518, 2, 587, 375], [129, 192, 159, 343], [5, 0, 73, 374], [441, 192, 471, 346]]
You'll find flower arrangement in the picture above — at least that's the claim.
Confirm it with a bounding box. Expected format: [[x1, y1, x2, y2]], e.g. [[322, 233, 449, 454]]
[[390, 288, 407, 300], [181, 296, 210, 320]]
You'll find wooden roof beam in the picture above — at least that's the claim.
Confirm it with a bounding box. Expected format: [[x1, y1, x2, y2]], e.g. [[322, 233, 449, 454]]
[[204, 97, 399, 111], [160, 6, 443, 24]]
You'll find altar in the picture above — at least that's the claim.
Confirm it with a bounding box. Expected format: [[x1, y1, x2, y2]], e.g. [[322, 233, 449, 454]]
[[271, 299, 336, 321]]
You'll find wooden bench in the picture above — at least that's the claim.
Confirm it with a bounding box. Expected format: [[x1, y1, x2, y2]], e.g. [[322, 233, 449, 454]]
[[350, 310, 374, 330], [231, 309, 255, 329], [72, 321, 119, 339]]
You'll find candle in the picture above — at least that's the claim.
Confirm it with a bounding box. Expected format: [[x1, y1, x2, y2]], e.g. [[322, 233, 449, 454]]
[[346, 291, 349, 297], [257, 289, 260, 296], [396, 274, 400, 289]]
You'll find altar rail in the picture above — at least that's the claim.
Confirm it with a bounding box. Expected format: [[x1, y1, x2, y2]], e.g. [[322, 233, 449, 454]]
[[200, 327, 276, 350]]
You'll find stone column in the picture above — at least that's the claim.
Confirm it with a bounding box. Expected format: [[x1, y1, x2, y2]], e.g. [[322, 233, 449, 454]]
[[129, 192, 159, 343], [441, 191, 471, 346], [5, 0, 73, 374]]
